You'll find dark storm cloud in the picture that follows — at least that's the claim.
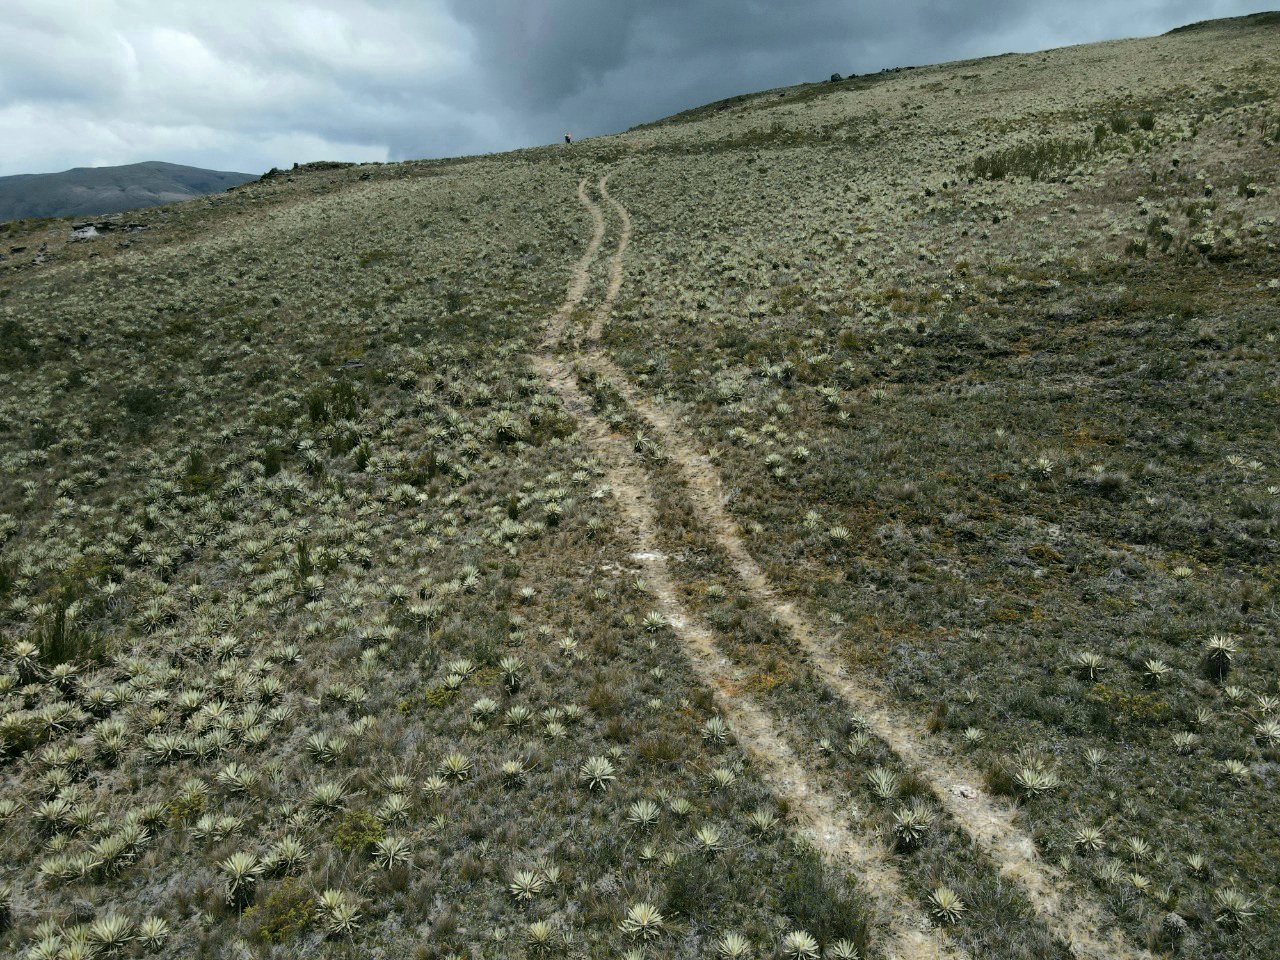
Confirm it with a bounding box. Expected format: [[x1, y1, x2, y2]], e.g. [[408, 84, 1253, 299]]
[[445, 0, 1258, 147], [0, 0, 1271, 176]]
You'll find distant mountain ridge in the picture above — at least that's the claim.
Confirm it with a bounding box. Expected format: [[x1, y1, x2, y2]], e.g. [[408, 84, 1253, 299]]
[[0, 160, 258, 223]]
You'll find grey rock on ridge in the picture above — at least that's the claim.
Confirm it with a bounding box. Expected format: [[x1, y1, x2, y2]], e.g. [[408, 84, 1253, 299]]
[[0, 160, 258, 223]]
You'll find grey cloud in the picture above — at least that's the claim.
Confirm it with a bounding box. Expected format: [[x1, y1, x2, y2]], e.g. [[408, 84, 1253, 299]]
[[438, 0, 1271, 150], [0, 0, 1273, 177]]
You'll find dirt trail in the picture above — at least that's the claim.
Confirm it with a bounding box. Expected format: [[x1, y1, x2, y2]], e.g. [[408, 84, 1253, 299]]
[[580, 178, 1148, 960], [584, 176, 633, 344], [544, 178, 605, 351], [540, 177, 955, 960]]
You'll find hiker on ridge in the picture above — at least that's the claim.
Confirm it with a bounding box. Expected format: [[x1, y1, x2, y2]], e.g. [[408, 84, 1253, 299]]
[[565, 132, 572, 145]]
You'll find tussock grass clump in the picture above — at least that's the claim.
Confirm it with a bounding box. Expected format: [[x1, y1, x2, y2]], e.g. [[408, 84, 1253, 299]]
[[776, 851, 869, 951], [971, 136, 1094, 181]]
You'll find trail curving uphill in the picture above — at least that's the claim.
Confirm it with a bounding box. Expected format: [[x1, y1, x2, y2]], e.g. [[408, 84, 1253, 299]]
[[584, 176, 633, 344], [538, 177, 956, 960], [544, 178, 605, 351], [575, 175, 1149, 960]]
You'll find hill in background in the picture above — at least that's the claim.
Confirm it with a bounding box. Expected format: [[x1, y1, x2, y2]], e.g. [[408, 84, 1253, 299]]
[[0, 160, 258, 223]]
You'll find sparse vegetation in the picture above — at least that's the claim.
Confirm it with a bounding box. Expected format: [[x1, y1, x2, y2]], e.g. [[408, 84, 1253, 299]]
[[1, 13, 1276, 960]]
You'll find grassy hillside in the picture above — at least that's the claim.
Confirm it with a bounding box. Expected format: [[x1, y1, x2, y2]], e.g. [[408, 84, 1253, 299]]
[[0, 161, 258, 224], [0, 14, 1277, 960]]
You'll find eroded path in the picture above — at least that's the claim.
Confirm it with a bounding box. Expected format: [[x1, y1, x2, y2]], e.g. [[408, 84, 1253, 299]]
[[564, 175, 1150, 960], [541, 178, 954, 960], [584, 176, 633, 344], [544, 178, 605, 344]]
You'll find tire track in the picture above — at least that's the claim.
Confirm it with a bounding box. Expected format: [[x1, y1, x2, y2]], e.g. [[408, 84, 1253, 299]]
[[577, 177, 1149, 960], [584, 175, 633, 344], [541, 177, 956, 960], [543, 177, 606, 351]]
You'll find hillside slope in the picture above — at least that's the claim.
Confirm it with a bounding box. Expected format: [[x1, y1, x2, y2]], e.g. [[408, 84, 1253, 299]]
[[0, 14, 1277, 960], [0, 161, 258, 223]]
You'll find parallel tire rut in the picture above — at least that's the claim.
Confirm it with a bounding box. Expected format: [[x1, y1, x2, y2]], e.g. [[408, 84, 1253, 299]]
[[540, 179, 955, 960], [585, 176, 633, 344], [544, 178, 605, 351], [574, 175, 1150, 960]]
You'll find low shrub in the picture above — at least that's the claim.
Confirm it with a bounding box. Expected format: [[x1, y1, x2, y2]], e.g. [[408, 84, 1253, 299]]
[[332, 809, 385, 854], [971, 137, 1093, 181], [246, 878, 316, 943]]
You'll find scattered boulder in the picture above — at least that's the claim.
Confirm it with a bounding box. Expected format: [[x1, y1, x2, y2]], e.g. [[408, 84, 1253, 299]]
[[69, 216, 146, 240], [293, 161, 357, 173]]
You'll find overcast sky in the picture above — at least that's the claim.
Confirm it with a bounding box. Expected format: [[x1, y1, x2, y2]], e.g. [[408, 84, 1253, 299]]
[[0, 0, 1272, 177]]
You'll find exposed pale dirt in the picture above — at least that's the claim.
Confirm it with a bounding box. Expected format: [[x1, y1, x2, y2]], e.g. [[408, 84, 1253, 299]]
[[577, 176, 1152, 960], [584, 175, 633, 345], [542, 177, 605, 353], [538, 178, 957, 960]]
